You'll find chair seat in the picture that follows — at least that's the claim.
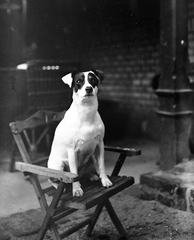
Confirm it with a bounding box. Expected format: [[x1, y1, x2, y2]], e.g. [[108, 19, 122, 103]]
[[45, 176, 134, 210]]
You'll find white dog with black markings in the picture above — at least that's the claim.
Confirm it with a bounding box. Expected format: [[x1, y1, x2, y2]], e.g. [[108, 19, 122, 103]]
[[48, 69, 112, 197]]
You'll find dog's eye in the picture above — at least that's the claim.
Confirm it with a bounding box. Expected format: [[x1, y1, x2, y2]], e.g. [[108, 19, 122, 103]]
[[88, 76, 98, 87], [76, 78, 84, 84]]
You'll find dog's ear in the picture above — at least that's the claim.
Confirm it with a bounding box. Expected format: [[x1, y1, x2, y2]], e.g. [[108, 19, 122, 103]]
[[61, 73, 73, 88], [91, 69, 105, 83]]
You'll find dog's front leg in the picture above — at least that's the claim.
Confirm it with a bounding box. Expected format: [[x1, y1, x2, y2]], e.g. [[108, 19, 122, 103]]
[[97, 141, 113, 187], [68, 148, 83, 197]]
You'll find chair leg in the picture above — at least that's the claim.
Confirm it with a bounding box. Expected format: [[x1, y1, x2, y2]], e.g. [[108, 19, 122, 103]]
[[85, 203, 104, 236], [37, 182, 66, 240], [86, 199, 129, 239], [104, 199, 129, 239], [49, 222, 61, 240]]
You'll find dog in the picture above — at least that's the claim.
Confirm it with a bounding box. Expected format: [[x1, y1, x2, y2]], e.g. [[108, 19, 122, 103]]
[[48, 69, 112, 197]]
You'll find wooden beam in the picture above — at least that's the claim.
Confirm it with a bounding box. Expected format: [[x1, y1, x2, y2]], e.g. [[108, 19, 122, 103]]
[[15, 162, 79, 183]]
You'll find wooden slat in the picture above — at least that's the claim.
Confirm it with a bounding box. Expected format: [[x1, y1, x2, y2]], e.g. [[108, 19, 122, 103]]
[[61, 176, 124, 204], [53, 206, 77, 222], [46, 176, 128, 200], [43, 185, 55, 195], [105, 146, 141, 157], [15, 162, 79, 183], [80, 177, 134, 210], [60, 180, 103, 203], [56, 176, 134, 210], [44, 186, 57, 196], [46, 176, 112, 198], [45, 177, 97, 197], [52, 177, 134, 222], [9, 110, 65, 134]]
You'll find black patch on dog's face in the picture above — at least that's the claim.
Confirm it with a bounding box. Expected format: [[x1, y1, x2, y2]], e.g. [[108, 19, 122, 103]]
[[88, 72, 99, 88], [91, 69, 105, 83], [72, 71, 99, 92], [72, 72, 85, 92]]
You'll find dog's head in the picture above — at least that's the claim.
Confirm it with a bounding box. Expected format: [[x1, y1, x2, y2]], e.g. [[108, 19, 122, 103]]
[[62, 69, 104, 100]]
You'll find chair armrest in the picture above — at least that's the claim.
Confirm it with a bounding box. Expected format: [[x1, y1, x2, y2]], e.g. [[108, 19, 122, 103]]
[[105, 146, 141, 176], [105, 146, 141, 157], [15, 162, 79, 183]]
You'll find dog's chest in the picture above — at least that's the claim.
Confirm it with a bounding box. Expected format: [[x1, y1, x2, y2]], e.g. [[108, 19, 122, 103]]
[[56, 106, 104, 161], [77, 135, 99, 159], [74, 124, 102, 161], [76, 123, 101, 149]]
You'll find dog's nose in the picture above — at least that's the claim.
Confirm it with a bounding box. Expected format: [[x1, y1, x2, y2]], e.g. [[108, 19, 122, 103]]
[[85, 86, 93, 93]]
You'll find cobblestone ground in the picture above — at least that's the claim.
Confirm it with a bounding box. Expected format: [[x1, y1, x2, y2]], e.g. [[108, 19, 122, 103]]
[[1, 185, 194, 240]]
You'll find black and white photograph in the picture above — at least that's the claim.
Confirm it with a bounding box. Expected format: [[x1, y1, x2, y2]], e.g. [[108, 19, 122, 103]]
[[0, 0, 194, 239]]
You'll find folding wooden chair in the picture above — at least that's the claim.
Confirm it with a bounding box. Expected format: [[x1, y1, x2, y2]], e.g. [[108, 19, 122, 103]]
[[9, 110, 141, 240]]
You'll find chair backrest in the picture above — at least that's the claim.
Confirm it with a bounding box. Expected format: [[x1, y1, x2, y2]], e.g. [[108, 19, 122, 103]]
[[26, 60, 80, 112], [9, 110, 66, 166]]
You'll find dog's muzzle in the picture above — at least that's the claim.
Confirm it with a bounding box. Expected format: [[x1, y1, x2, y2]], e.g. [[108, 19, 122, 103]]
[[85, 86, 93, 94]]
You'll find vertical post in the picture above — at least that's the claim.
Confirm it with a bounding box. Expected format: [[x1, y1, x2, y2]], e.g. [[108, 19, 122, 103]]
[[156, 0, 193, 170]]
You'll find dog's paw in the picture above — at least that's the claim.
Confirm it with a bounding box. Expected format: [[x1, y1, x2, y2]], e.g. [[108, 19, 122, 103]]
[[73, 182, 84, 197], [73, 187, 84, 197], [101, 175, 113, 188], [89, 173, 100, 181]]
